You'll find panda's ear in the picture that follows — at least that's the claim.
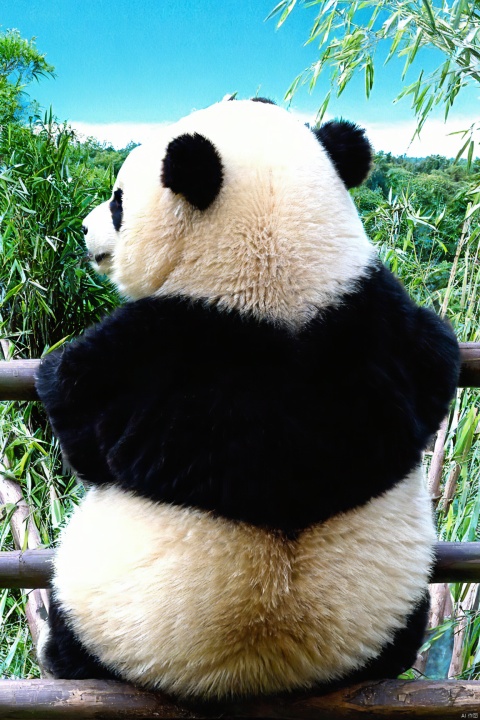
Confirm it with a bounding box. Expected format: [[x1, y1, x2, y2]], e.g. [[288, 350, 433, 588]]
[[313, 120, 372, 189], [161, 133, 223, 211]]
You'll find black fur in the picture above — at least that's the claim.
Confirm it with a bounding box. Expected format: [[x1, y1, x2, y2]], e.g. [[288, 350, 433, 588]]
[[251, 97, 276, 104], [42, 596, 120, 681], [161, 133, 223, 211], [313, 120, 372, 188], [36, 261, 459, 533], [109, 188, 123, 231]]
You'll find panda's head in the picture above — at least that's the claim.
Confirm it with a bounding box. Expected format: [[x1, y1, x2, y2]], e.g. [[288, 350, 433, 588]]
[[83, 98, 374, 326]]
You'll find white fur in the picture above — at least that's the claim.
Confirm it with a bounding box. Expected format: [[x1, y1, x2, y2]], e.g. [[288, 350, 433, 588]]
[[82, 201, 117, 276], [83, 100, 375, 327], [53, 467, 434, 699]]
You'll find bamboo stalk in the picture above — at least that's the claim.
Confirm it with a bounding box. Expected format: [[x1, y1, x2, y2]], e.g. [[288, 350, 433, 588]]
[[0, 475, 50, 648], [0, 343, 479, 401], [417, 410, 452, 675], [415, 583, 453, 675], [442, 463, 462, 513], [0, 678, 480, 719], [427, 415, 449, 502], [449, 583, 479, 677]]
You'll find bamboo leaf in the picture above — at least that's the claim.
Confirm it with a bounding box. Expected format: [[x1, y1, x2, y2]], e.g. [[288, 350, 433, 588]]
[[422, 0, 437, 30], [314, 90, 331, 123], [466, 139, 475, 170], [452, 0, 467, 29], [365, 56, 374, 97], [284, 72, 303, 104], [454, 135, 473, 164], [265, 0, 297, 27], [41, 335, 72, 355], [465, 201, 480, 220]]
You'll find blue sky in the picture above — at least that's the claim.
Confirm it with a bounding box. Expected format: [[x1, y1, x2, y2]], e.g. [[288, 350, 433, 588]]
[[2, 0, 478, 155]]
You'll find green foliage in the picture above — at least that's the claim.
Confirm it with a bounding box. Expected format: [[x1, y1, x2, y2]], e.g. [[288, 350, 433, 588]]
[[0, 112, 120, 359], [0, 26, 132, 679], [0, 29, 54, 125], [0, 29, 54, 84], [0, 93, 125, 678], [0, 597, 38, 679], [352, 147, 480, 680], [268, 0, 480, 157], [354, 152, 475, 275]]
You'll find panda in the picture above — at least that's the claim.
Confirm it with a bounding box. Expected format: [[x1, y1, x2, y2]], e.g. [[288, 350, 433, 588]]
[[36, 97, 460, 700]]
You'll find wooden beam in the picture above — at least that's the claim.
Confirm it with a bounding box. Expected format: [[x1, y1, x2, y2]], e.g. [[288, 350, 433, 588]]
[[458, 341, 480, 387], [0, 550, 54, 589], [433, 541, 480, 582], [1, 678, 480, 719], [0, 359, 39, 400], [1, 543, 480, 589], [0, 341, 479, 401]]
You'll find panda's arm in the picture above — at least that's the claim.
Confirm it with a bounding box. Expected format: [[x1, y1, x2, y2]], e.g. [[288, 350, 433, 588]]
[[408, 304, 460, 437], [368, 264, 460, 439], [36, 300, 155, 484]]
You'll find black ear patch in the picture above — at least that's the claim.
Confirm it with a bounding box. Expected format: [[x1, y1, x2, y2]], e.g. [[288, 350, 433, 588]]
[[313, 120, 372, 189], [161, 133, 223, 211], [109, 188, 123, 231], [251, 97, 276, 105]]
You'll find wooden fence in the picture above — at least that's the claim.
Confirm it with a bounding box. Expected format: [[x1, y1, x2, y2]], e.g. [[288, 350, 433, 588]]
[[1, 346, 480, 718]]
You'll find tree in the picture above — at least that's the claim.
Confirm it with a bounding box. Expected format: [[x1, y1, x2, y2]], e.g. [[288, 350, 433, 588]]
[[0, 29, 54, 124]]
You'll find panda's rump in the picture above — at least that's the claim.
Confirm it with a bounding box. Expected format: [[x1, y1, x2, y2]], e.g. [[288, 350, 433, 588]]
[[53, 469, 434, 698]]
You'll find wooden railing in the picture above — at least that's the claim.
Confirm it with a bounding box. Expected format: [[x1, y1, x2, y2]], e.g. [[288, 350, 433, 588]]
[[1, 346, 480, 719], [1, 342, 480, 400]]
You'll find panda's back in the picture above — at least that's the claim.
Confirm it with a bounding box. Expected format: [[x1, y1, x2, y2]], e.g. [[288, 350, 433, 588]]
[[53, 466, 434, 699]]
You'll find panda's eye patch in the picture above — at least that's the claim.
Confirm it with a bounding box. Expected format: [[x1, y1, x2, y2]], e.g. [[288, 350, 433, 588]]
[[109, 188, 123, 231]]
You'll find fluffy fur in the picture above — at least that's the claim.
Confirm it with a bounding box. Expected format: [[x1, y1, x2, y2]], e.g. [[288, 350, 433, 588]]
[[161, 132, 224, 210], [46, 468, 433, 698], [35, 97, 460, 699], [36, 264, 459, 532], [86, 100, 375, 324], [314, 120, 372, 189]]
